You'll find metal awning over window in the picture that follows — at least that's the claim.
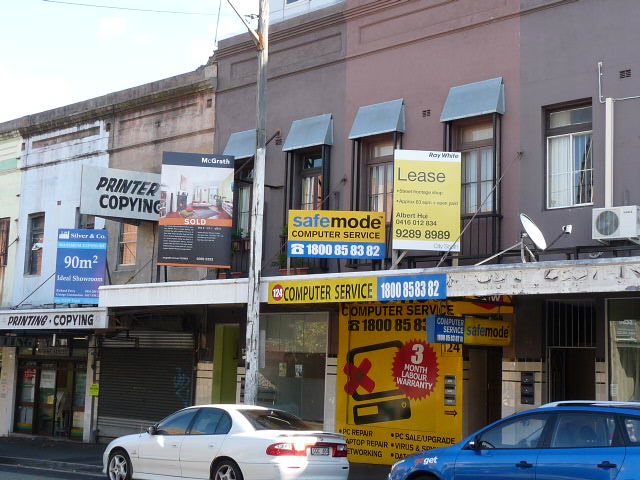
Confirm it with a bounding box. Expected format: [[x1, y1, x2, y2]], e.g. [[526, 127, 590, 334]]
[[348, 98, 405, 140], [440, 77, 505, 122], [223, 129, 256, 160], [282, 114, 333, 151]]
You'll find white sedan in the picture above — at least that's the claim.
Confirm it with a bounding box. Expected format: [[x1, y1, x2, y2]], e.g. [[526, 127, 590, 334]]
[[103, 404, 349, 480]]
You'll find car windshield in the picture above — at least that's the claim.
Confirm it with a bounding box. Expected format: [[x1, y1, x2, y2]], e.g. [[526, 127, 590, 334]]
[[240, 409, 312, 431]]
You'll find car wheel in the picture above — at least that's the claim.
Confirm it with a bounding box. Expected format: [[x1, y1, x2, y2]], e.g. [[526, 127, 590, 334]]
[[212, 459, 244, 480], [107, 449, 132, 480]]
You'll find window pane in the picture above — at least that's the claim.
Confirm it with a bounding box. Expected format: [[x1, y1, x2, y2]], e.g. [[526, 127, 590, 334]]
[[240, 409, 311, 431], [550, 413, 616, 448], [462, 152, 477, 183], [190, 408, 225, 435], [156, 409, 197, 435], [462, 123, 493, 143], [237, 185, 251, 237], [550, 106, 592, 128], [119, 223, 137, 266], [547, 135, 573, 208], [373, 142, 394, 158], [479, 414, 549, 449], [480, 148, 493, 182], [480, 181, 493, 211], [623, 417, 640, 444]]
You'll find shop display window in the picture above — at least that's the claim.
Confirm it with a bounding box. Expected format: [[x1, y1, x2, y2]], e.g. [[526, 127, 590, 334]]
[[258, 313, 328, 428], [608, 299, 640, 401]]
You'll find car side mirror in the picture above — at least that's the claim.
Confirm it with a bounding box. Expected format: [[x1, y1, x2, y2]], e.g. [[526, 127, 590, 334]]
[[148, 425, 157, 435], [466, 437, 480, 450]]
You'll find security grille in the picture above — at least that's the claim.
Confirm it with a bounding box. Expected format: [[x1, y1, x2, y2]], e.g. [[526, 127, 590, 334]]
[[546, 300, 596, 348]]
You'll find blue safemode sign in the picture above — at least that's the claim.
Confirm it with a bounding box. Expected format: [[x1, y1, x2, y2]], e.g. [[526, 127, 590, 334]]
[[54, 229, 107, 305]]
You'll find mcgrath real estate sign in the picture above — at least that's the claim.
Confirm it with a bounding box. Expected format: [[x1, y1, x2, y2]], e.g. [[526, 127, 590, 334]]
[[54, 229, 107, 304], [392, 150, 461, 252], [157, 152, 235, 268]]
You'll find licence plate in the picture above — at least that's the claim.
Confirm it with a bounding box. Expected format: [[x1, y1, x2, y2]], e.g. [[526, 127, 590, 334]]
[[310, 447, 330, 456]]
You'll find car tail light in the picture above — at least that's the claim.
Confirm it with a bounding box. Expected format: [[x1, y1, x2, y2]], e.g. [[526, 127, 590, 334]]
[[333, 444, 347, 457], [266, 442, 307, 456]]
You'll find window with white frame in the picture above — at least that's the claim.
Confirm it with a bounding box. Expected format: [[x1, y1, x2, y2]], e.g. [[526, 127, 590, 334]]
[[26, 213, 45, 275], [546, 105, 592, 209]]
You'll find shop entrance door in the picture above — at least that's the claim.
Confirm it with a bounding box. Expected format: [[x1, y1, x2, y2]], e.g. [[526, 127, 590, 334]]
[[16, 360, 78, 437], [548, 348, 595, 401], [464, 347, 502, 435]]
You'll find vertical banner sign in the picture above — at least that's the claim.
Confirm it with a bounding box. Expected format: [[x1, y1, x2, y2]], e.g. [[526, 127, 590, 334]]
[[337, 301, 464, 465], [392, 150, 461, 252], [288, 210, 386, 260], [158, 152, 234, 268], [54, 229, 107, 305]]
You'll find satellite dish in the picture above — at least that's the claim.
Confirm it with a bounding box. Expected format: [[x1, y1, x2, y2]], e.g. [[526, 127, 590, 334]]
[[520, 213, 547, 251]]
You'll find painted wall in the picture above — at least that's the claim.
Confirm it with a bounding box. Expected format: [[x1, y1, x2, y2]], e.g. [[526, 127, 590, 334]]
[[214, 0, 522, 273], [0, 134, 22, 308], [12, 121, 108, 307], [105, 69, 216, 285], [519, 0, 640, 248], [270, 0, 343, 24]]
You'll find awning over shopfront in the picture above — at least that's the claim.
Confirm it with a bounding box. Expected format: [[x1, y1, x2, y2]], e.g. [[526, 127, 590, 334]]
[[440, 77, 505, 122], [223, 129, 256, 160], [98, 257, 640, 308], [348, 98, 405, 139], [282, 113, 333, 151], [0, 307, 108, 330]]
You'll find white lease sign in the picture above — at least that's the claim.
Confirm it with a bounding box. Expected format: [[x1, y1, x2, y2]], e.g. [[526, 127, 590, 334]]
[[0, 308, 108, 330]]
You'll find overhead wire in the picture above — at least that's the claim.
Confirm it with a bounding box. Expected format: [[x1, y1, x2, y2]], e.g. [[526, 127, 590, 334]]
[[41, 0, 218, 16]]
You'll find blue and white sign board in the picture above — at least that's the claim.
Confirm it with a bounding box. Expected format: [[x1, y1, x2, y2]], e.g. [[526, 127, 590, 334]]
[[54, 229, 107, 305], [377, 274, 447, 301], [426, 315, 465, 344]]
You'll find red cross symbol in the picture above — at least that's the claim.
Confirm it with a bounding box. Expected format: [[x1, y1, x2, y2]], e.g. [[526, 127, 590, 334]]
[[343, 358, 375, 395]]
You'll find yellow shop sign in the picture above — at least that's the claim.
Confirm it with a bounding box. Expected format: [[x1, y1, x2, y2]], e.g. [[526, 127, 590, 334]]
[[268, 277, 376, 304]]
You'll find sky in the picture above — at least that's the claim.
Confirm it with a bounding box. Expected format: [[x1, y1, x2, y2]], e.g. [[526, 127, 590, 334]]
[[0, 0, 259, 123]]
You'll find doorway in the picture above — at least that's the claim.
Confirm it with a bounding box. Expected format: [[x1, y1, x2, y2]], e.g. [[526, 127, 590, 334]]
[[548, 348, 595, 401], [464, 346, 502, 435], [15, 360, 86, 439], [546, 299, 597, 402]]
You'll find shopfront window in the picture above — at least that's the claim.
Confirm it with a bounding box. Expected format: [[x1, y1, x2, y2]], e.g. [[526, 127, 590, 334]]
[[608, 299, 640, 401], [258, 313, 328, 428]]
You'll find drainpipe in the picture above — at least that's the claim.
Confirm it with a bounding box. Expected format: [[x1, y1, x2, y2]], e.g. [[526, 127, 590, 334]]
[[605, 97, 614, 208]]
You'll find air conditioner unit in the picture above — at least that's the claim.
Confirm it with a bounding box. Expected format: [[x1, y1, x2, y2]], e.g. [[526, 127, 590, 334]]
[[592, 205, 640, 243]]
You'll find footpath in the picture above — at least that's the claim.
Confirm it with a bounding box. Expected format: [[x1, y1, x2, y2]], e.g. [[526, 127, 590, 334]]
[[0, 435, 390, 479]]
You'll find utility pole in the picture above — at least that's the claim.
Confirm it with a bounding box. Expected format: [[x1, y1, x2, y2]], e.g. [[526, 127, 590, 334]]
[[244, 0, 269, 405]]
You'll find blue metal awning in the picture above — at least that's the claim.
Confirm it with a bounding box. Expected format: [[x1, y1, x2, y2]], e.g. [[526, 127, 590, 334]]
[[348, 99, 405, 140], [223, 129, 256, 160], [440, 77, 505, 122], [282, 114, 333, 151]]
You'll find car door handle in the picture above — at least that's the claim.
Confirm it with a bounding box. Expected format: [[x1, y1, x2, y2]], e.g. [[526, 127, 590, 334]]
[[515, 460, 533, 468], [171, 444, 179, 448], [597, 461, 617, 469], [208, 444, 216, 448]]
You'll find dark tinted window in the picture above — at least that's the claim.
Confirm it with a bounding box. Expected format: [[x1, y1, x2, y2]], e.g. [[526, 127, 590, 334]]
[[216, 413, 232, 434], [550, 413, 617, 448], [240, 409, 311, 431], [190, 408, 227, 435], [156, 409, 197, 435], [478, 413, 550, 449]]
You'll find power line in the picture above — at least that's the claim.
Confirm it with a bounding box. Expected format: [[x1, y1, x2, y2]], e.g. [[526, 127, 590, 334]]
[[41, 0, 218, 16]]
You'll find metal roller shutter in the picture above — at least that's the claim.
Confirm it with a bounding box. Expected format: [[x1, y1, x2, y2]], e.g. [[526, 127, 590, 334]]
[[97, 331, 195, 440]]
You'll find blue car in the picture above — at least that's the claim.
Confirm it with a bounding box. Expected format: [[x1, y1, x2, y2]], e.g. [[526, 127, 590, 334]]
[[389, 401, 640, 480]]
